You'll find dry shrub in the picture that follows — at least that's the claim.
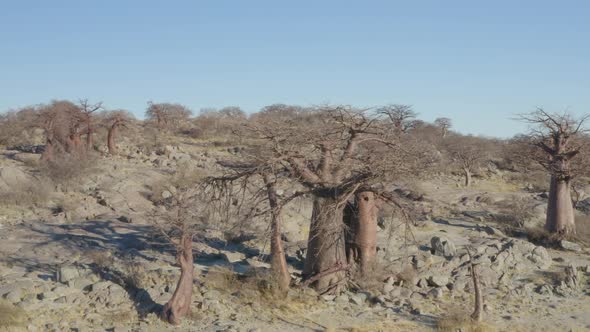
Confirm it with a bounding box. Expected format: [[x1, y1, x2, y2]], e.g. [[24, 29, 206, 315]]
[[493, 197, 536, 228], [39, 152, 99, 188], [85, 249, 114, 269], [396, 265, 418, 287], [572, 214, 590, 245], [0, 300, 27, 329], [524, 226, 564, 247], [437, 311, 496, 332], [204, 267, 287, 304], [0, 180, 52, 207]]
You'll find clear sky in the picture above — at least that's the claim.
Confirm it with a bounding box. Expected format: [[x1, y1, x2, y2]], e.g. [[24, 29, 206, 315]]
[[1, 1, 588, 138]]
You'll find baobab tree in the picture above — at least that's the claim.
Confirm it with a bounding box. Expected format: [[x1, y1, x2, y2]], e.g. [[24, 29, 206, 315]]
[[230, 105, 434, 292], [146, 102, 192, 132], [209, 158, 297, 293], [151, 171, 210, 325], [377, 104, 418, 134], [518, 108, 590, 235], [102, 110, 133, 155], [78, 99, 103, 149], [434, 117, 452, 138], [36, 100, 84, 160]]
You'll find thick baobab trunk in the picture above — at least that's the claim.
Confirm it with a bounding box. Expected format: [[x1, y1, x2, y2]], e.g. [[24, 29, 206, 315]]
[[470, 262, 483, 322], [107, 125, 117, 155], [346, 191, 377, 274], [303, 195, 347, 293], [545, 176, 576, 235], [463, 168, 471, 187], [263, 174, 290, 291], [161, 234, 194, 325]]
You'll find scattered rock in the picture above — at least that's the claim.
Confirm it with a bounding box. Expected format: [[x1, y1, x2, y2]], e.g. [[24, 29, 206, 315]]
[[428, 275, 449, 287], [221, 251, 246, 264], [57, 266, 80, 283], [430, 236, 456, 258], [559, 240, 582, 252]]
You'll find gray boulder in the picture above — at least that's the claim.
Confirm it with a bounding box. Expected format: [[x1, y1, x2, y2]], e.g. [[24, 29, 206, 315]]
[[431, 236, 456, 258]]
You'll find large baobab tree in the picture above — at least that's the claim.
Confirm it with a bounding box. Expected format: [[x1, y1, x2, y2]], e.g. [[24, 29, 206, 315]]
[[518, 108, 590, 235], [231, 105, 433, 292]]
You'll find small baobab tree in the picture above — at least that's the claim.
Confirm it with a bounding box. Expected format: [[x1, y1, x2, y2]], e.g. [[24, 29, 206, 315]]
[[151, 171, 210, 325], [518, 108, 590, 235], [434, 117, 452, 138], [377, 104, 418, 134], [102, 110, 133, 155], [78, 99, 103, 149]]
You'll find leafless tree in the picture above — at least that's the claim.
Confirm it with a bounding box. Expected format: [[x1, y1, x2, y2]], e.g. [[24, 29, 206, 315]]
[[377, 104, 418, 134], [78, 99, 103, 149], [151, 171, 210, 325], [434, 117, 452, 138], [443, 135, 490, 187], [518, 108, 590, 235], [102, 110, 134, 155], [223, 105, 435, 293], [146, 101, 192, 132], [36, 100, 84, 160]]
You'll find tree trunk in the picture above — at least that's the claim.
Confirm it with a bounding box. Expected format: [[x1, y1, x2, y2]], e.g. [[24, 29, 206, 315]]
[[545, 176, 576, 235], [86, 126, 93, 149], [42, 139, 54, 161], [303, 195, 346, 293], [107, 125, 117, 155], [346, 191, 377, 274], [263, 174, 290, 291], [464, 168, 471, 187], [161, 234, 194, 325], [470, 262, 483, 322]]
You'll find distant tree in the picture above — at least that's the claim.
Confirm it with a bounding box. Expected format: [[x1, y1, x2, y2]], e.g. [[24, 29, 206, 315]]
[[145, 102, 192, 132], [434, 117, 452, 138], [377, 104, 418, 133], [78, 99, 103, 149], [102, 110, 134, 155], [443, 135, 490, 187], [36, 100, 84, 160], [518, 108, 590, 235]]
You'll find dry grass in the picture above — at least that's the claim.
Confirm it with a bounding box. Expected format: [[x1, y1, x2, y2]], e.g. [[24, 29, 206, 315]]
[[0, 300, 27, 330], [38, 152, 99, 189], [396, 265, 418, 287], [0, 180, 52, 207], [437, 311, 496, 332]]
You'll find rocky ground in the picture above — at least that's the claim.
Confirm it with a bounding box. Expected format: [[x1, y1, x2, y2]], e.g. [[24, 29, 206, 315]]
[[0, 140, 589, 332]]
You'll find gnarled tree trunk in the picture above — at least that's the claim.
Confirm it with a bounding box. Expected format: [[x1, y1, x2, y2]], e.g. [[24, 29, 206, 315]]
[[346, 191, 377, 274], [463, 168, 471, 187], [545, 176, 576, 235], [161, 234, 194, 325], [470, 262, 483, 322], [107, 125, 117, 155], [263, 174, 290, 291], [303, 195, 346, 293]]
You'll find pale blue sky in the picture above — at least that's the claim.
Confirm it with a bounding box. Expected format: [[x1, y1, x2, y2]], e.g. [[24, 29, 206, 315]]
[[1, 1, 588, 137]]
